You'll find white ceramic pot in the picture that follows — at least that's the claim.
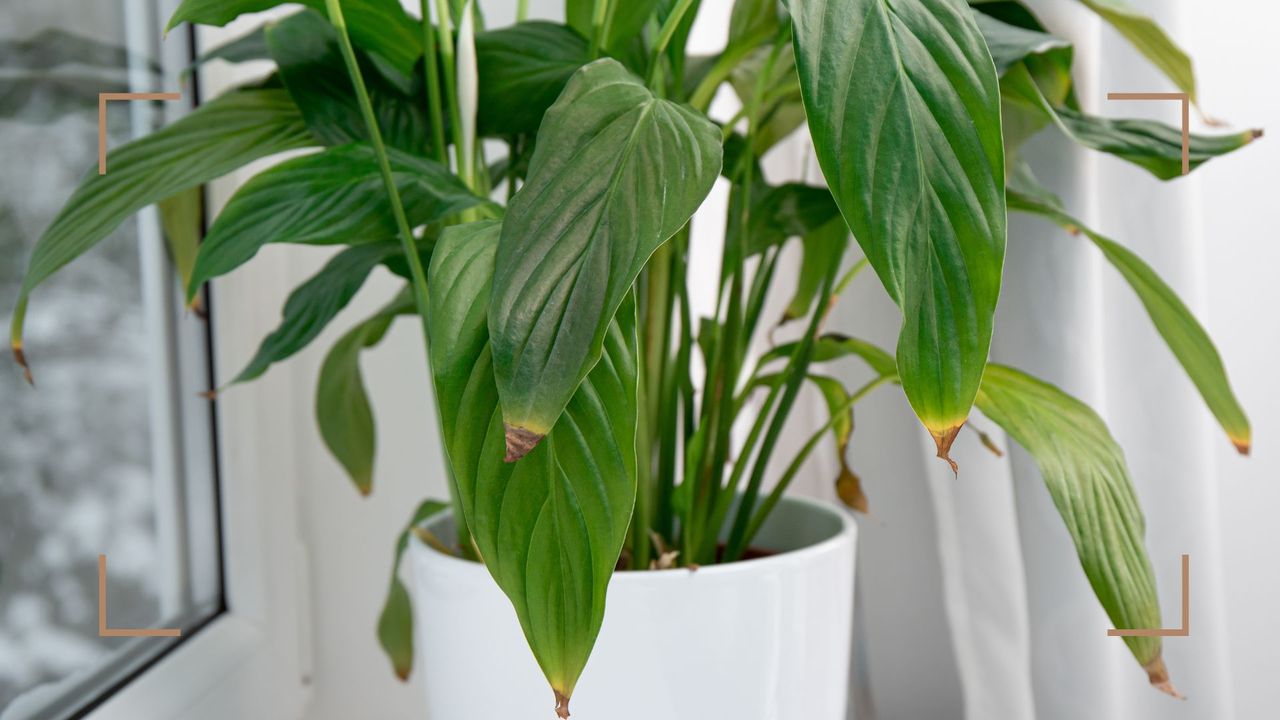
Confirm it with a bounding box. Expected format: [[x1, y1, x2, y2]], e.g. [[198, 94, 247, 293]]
[[409, 494, 858, 720]]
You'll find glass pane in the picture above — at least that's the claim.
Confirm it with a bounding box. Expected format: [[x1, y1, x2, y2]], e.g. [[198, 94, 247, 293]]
[[0, 1, 222, 717]]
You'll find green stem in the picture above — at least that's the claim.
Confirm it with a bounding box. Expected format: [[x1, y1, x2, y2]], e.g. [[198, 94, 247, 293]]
[[325, 0, 470, 547], [516, 0, 529, 22], [733, 375, 891, 555], [687, 27, 771, 110], [646, 0, 697, 87], [433, 0, 466, 180], [588, 0, 610, 58], [420, 0, 447, 165]]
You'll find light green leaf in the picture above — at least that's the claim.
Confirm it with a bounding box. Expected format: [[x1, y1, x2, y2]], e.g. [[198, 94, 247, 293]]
[[157, 186, 204, 294], [234, 242, 398, 384], [487, 58, 720, 455], [566, 0, 661, 54], [378, 498, 450, 681], [265, 9, 427, 154], [1002, 64, 1259, 180], [790, 0, 1008, 462], [11, 88, 314, 356], [428, 220, 638, 716], [476, 22, 590, 137], [1007, 165, 1251, 454], [167, 0, 422, 78], [316, 289, 414, 495], [189, 143, 485, 297], [976, 364, 1173, 694], [1074, 0, 1197, 104]]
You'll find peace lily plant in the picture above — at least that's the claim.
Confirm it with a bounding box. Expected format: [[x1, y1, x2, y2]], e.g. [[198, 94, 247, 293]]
[[10, 0, 1258, 715]]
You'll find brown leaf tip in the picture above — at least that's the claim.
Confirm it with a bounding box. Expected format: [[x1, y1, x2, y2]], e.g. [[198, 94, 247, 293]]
[[554, 690, 571, 719], [1144, 656, 1185, 700], [197, 389, 218, 400], [1249, 128, 1264, 142], [1232, 439, 1251, 456], [12, 345, 33, 386], [504, 423, 544, 463], [931, 424, 963, 476]]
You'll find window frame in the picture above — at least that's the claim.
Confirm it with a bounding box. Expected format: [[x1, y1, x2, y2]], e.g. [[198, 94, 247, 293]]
[[83, 8, 313, 719]]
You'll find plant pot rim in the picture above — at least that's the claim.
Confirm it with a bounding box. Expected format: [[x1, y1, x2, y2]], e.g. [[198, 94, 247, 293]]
[[414, 493, 857, 582]]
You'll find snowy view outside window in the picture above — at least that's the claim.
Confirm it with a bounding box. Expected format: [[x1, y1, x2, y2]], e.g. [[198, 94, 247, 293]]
[[0, 1, 221, 717]]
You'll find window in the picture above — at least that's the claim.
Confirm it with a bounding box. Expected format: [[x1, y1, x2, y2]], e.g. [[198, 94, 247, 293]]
[[0, 1, 223, 717]]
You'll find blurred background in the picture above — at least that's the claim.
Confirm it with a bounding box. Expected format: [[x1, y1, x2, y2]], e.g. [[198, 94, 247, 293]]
[[0, 0, 1276, 718]]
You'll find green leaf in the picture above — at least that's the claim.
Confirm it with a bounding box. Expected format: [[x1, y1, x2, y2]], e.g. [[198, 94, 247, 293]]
[[188, 26, 270, 71], [1007, 165, 1251, 454], [157, 187, 204, 294], [427, 220, 638, 715], [974, 9, 1070, 77], [265, 9, 427, 154], [11, 88, 314, 353], [316, 289, 414, 495], [974, 10, 1076, 158], [476, 22, 590, 136], [975, 364, 1174, 694], [167, 0, 422, 78], [189, 143, 485, 297], [1001, 64, 1259, 180], [729, 43, 806, 154], [377, 498, 450, 681], [1074, 0, 1197, 104], [730, 0, 784, 46], [790, 0, 1008, 463], [234, 243, 398, 384], [487, 58, 720, 455], [780, 218, 847, 323], [747, 182, 842, 256]]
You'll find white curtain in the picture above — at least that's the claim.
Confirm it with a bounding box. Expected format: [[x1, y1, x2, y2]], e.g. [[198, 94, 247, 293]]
[[762, 1, 1279, 718]]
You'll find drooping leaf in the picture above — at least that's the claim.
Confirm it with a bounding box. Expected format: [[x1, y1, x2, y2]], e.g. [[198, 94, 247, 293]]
[[1007, 165, 1251, 454], [377, 498, 450, 681], [975, 9, 1071, 77], [476, 22, 590, 136], [789, 0, 1008, 466], [11, 88, 315, 355], [234, 243, 398, 384], [1074, 0, 1197, 104], [167, 0, 423, 78], [315, 289, 414, 495], [265, 10, 427, 154], [1002, 64, 1259, 180], [975, 364, 1173, 695], [157, 186, 204, 295], [487, 58, 720, 457], [188, 143, 485, 297], [428, 220, 638, 717]]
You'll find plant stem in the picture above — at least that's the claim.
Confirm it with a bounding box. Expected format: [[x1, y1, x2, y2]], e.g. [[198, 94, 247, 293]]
[[732, 375, 892, 556], [324, 0, 471, 550], [646, 0, 697, 87], [433, 0, 467, 182], [588, 0, 610, 58], [516, 0, 528, 22], [420, 0, 447, 165], [687, 27, 771, 110]]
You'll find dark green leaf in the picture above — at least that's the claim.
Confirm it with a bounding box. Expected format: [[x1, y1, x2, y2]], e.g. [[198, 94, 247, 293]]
[[976, 364, 1172, 693], [378, 499, 450, 680], [790, 0, 1008, 461], [428, 220, 638, 713], [12, 88, 314, 351], [316, 289, 414, 495], [188, 26, 269, 70], [265, 9, 426, 154], [1007, 165, 1251, 454], [167, 0, 423, 78], [488, 59, 720, 453], [476, 22, 590, 136], [234, 243, 398, 384], [189, 143, 485, 296]]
